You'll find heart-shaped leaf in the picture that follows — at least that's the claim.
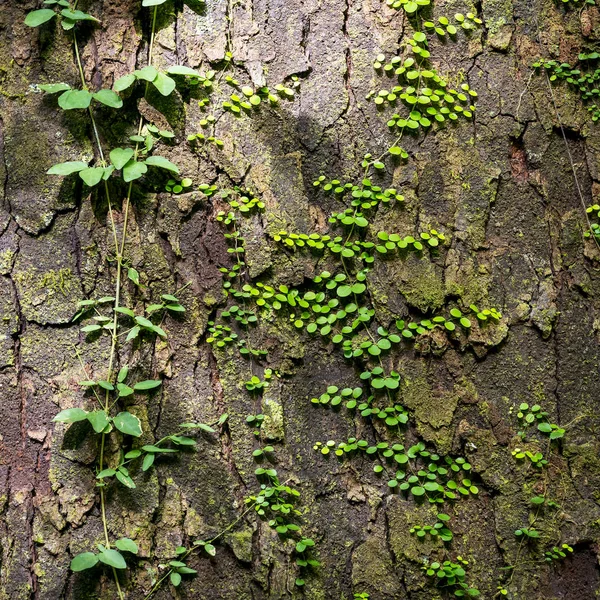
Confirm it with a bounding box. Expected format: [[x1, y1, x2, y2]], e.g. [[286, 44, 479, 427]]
[[152, 72, 176, 96], [79, 167, 105, 187], [145, 155, 179, 173], [93, 89, 123, 108], [113, 411, 142, 437], [115, 538, 138, 554], [122, 159, 148, 182], [53, 408, 88, 423], [98, 548, 127, 569], [25, 9, 56, 27], [47, 161, 88, 176], [58, 89, 93, 110], [114, 73, 136, 92], [70, 552, 98, 572], [87, 410, 110, 433], [110, 148, 135, 170]]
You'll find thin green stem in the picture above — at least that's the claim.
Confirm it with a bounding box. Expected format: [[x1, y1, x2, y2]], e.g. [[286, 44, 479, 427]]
[[144, 502, 257, 599], [70, 6, 160, 598], [71, 21, 125, 600]]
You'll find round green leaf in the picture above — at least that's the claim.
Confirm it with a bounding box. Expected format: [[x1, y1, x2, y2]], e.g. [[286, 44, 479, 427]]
[[115, 538, 139, 554], [93, 89, 123, 109], [25, 9, 56, 27], [58, 89, 93, 110], [70, 552, 99, 572], [53, 408, 88, 423], [98, 548, 127, 570], [110, 148, 135, 170], [145, 155, 180, 173], [113, 411, 143, 437]]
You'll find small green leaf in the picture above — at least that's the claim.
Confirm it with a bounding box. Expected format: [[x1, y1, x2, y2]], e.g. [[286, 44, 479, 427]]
[[152, 72, 176, 96], [70, 552, 98, 572], [117, 383, 134, 397], [58, 89, 93, 110], [142, 453, 155, 471], [53, 408, 88, 423], [179, 422, 215, 433], [79, 167, 106, 187], [122, 159, 148, 182], [114, 73, 136, 92], [47, 161, 88, 176], [145, 155, 180, 173], [25, 9, 57, 27], [115, 538, 138, 554], [115, 471, 136, 488], [92, 89, 123, 108], [60, 9, 99, 22], [126, 326, 140, 342], [113, 412, 143, 437], [167, 65, 200, 76], [170, 572, 182, 587], [134, 65, 158, 81], [142, 0, 168, 5], [87, 410, 110, 433], [110, 148, 135, 170], [134, 380, 162, 391], [96, 469, 116, 479], [98, 548, 127, 569], [39, 83, 71, 94]]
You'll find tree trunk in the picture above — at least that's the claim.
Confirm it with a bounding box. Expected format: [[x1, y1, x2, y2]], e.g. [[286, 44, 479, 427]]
[[1, 0, 600, 599]]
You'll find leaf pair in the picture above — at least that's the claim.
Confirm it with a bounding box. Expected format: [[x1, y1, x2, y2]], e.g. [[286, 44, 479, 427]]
[[25, 6, 99, 29], [39, 83, 123, 110], [114, 65, 176, 97], [70, 539, 138, 572], [54, 408, 143, 437], [48, 154, 178, 187]]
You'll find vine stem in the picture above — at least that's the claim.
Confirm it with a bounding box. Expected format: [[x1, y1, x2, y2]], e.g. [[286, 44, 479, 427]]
[[144, 502, 257, 599], [70, 4, 159, 598], [71, 23, 125, 600]]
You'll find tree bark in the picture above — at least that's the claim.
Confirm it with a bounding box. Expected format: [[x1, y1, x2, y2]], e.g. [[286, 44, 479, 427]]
[[1, 0, 600, 599]]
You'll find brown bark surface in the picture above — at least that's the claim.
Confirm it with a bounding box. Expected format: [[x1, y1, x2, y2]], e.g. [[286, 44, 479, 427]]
[[1, 0, 600, 598]]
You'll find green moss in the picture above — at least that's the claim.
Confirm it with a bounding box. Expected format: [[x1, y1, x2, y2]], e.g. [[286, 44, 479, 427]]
[[261, 397, 285, 441], [228, 527, 254, 563], [0, 249, 16, 274]]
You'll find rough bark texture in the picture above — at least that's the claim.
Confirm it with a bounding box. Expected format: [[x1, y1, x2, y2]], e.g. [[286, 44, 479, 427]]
[[1, 0, 600, 599]]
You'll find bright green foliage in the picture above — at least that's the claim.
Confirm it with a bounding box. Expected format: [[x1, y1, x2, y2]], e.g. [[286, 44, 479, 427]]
[[410, 513, 453, 542], [585, 204, 600, 242], [245, 368, 273, 391], [545, 544, 574, 562], [515, 402, 565, 440], [515, 527, 540, 539], [559, 0, 595, 4], [534, 59, 600, 121], [385, 0, 431, 15], [423, 557, 480, 597], [25, 9, 58, 27], [245, 473, 320, 585], [511, 447, 548, 468], [70, 552, 99, 572], [368, 26, 479, 138], [313, 439, 476, 502], [25, 3, 100, 30]]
